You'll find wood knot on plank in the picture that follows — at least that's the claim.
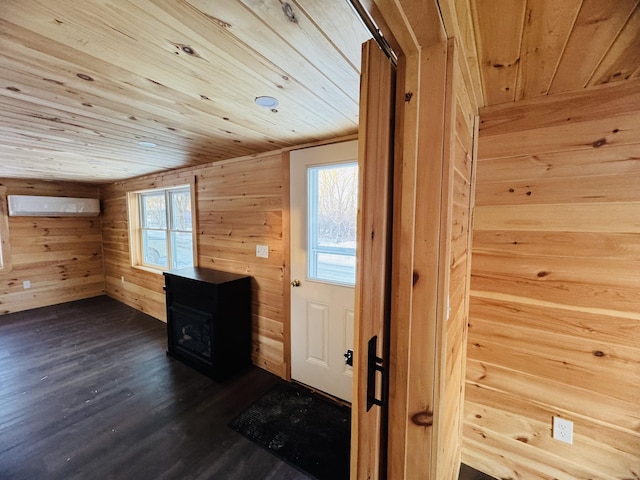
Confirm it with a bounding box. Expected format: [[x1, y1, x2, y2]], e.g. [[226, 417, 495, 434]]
[[206, 15, 231, 29], [174, 44, 200, 57], [593, 350, 605, 357], [537, 271, 549, 278], [592, 138, 607, 148], [281, 2, 298, 22], [404, 92, 413, 102], [411, 411, 433, 427], [412, 271, 419, 286], [76, 73, 94, 82]]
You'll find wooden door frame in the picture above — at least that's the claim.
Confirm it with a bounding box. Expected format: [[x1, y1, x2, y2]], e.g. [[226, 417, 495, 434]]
[[352, 1, 456, 479]]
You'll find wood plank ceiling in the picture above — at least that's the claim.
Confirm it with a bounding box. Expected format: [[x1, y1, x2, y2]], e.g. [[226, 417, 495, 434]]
[[0, 0, 370, 183], [1, 0, 639, 184], [459, 0, 640, 109]]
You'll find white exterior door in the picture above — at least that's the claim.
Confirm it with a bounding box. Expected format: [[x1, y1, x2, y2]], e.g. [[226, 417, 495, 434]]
[[290, 140, 358, 402]]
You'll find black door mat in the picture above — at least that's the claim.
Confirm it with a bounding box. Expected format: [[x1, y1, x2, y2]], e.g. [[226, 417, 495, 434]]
[[229, 381, 351, 480]]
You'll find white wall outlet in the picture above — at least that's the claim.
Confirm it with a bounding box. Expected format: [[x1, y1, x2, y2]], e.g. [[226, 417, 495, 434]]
[[23, 280, 31, 289], [553, 416, 573, 444], [256, 244, 269, 259]]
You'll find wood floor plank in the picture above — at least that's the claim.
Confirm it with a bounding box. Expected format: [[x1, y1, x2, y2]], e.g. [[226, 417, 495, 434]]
[[0, 296, 310, 480]]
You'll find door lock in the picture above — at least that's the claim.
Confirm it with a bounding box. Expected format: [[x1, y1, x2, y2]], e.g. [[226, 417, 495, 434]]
[[290, 279, 301, 287], [344, 349, 353, 367]]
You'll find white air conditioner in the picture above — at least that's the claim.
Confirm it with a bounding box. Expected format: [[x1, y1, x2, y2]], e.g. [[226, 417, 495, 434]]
[[7, 195, 100, 217]]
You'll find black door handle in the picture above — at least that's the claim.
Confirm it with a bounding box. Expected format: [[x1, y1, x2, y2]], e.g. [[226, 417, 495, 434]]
[[366, 336, 385, 411]]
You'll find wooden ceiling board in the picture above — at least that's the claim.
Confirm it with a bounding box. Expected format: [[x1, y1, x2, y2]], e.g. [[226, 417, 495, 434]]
[[0, 0, 369, 183], [236, 0, 362, 100], [0, 49, 285, 151], [0, 49, 281, 174], [515, 0, 582, 100], [5, 0, 354, 135], [471, 0, 528, 105], [186, 0, 363, 114], [589, 5, 640, 87], [293, 0, 369, 70], [548, 0, 640, 94]]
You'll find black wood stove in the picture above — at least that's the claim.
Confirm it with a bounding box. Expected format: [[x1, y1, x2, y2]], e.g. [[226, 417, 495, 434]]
[[163, 267, 251, 381]]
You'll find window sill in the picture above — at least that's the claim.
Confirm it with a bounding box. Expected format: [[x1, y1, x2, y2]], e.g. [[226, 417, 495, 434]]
[[132, 265, 166, 275]]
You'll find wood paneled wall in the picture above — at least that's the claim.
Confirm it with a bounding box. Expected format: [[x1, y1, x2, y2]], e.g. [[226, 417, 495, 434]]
[[0, 179, 104, 314], [435, 42, 477, 480], [100, 151, 288, 377], [464, 81, 640, 478]]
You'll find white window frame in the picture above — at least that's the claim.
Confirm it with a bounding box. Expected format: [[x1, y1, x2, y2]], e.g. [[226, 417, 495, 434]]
[[0, 186, 12, 272], [127, 182, 197, 273]]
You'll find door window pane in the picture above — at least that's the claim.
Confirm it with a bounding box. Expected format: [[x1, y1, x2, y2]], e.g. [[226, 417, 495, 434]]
[[307, 162, 358, 286]]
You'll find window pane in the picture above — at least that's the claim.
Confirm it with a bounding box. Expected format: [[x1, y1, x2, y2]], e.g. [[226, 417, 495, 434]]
[[317, 164, 358, 247], [170, 190, 192, 231], [308, 162, 358, 286], [171, 231, 193, 269], [314, 252, 356, 285], [142, 229, 168, 267], [141, 193, 166, 229]]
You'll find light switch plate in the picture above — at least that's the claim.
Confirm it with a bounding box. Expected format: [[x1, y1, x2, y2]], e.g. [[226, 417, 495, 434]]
[[256, 244, 269, 258]]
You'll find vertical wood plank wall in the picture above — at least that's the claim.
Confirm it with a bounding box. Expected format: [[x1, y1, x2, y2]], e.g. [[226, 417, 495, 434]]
[[435, 43, 477, 480], [464, 81, 640, 478], [100, 152, 288, 377], [387, 30, 478, 477], [0, 178, 104, 314]]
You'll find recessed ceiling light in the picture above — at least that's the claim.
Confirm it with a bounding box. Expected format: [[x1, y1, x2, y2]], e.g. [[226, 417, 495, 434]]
[[138, 141, 157, 148], [255, 96, 279, 108]]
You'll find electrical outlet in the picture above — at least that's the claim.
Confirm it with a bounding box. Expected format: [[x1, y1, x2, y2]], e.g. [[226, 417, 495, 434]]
[[23, 280, 31, 289], [256, 244, 269, 259], [553, 416, 573, 444]]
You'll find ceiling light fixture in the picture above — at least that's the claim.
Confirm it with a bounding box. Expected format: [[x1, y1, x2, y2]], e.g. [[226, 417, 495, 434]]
[[138, 141, 157, 148], [254, 96, 279, 108]]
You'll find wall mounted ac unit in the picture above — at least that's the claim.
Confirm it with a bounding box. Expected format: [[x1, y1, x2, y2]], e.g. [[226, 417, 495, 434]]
[[7, 195, 100, 217]]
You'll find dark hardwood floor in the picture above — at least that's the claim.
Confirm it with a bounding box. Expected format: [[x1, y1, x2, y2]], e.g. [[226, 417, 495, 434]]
[[0, 296, 493, 480], [0, 296, 309, 480]]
